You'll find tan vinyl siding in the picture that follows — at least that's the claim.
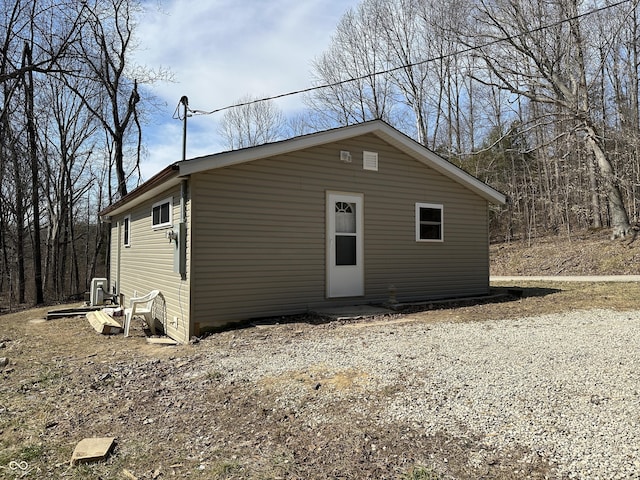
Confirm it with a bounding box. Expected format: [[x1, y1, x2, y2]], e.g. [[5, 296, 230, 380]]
[[190, 133, 490, 329], [112, 186, 191, 343]]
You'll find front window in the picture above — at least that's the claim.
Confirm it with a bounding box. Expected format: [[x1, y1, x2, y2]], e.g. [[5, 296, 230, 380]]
[[152, 198, 172, 229], [415, 203, 443, 242]]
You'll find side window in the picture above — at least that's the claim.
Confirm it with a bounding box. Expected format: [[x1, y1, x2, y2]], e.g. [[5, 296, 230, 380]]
[[152, 198, 172, 229], [123, 215, 131, 247], [415, 203, 443, 242]]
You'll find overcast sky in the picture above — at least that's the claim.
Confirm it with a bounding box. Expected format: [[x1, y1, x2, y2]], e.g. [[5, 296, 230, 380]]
[[133, 0, 358, 180]]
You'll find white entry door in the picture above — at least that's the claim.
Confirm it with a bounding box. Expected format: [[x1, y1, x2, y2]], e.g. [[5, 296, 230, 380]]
[[327, 192, 364, 297]]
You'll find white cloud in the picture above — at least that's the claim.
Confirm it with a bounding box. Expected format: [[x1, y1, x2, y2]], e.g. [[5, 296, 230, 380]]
[[133, 0, 357, 179]]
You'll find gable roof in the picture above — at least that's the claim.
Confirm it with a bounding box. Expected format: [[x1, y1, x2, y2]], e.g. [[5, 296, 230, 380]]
[[100, 120, 505, 218]]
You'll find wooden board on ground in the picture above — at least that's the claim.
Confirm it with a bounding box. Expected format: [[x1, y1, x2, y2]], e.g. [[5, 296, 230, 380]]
[[86, 311, 122, 335], [47, 306, 102, 320], [70, 437, 116, 465], [146, 337, 178, 346]]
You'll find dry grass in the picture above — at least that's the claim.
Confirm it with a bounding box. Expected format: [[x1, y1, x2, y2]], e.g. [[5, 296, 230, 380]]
[[490, 228, 640, 276]]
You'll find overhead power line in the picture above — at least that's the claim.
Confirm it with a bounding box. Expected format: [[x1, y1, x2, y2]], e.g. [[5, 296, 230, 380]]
[[174, 0, 632, 120]]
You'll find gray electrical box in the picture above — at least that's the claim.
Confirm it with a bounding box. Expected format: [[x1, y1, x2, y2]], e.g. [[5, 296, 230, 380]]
[[174, 222, 186, 277]]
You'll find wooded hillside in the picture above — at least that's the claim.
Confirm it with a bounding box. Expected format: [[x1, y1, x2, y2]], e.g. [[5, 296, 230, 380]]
[[0, 0, 164, 305]]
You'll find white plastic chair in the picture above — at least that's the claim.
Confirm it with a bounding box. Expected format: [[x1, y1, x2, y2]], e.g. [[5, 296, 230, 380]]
[[124, 290, 161, 337]]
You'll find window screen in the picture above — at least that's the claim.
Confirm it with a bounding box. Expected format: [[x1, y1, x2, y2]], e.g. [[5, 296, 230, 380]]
[[416, 203, 443, 241], [152, 198, 172, 228]]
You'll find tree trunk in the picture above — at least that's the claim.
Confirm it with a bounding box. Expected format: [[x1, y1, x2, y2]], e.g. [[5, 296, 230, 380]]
[[23, 42, 44, 304], [565, 1, 629, 236], [583, 125, 630, 237], [12, 153, 26, 304], [588, 155, 602, 228]]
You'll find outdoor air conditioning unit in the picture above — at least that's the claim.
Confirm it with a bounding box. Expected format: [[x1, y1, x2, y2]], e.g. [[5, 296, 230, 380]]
[[90, 278, 108, 306]]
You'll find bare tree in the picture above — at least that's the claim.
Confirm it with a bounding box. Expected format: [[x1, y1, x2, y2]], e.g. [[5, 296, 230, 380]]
[[22, 38, 44, 304], [0, 0, 83, 86], [602, 4, 640, 224], [376, 0, 431, 144], [0, 0, 83, 304], [0, 0, 173, 304], [307, 0, 397, 128], [66, 0, 142, 200], [0, 2, 26, 303], [307, 0, 484, 153], [217, 95, 286, 150], [467, 0, 632, 237], [41, 73, 97, 299], [1, 110, 27, 303]]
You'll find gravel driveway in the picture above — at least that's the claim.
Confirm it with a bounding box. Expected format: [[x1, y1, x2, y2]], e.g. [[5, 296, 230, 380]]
[[206, 308, 640, 479]]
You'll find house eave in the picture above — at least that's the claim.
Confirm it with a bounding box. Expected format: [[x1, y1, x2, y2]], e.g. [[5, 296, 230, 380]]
[[99, 165, 182, 219], [100, 121, 506, 219], [371, 127, 507, 205], [177, 120, 506, 205]]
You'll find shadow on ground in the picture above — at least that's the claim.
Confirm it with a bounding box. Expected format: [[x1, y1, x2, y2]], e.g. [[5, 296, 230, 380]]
[[490, 285, 562, 299], [394, 286, 561, 315], [207, 286, 563, 335]]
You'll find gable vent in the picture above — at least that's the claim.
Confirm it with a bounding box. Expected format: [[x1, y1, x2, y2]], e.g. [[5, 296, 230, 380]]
[[363, 151, 379, 171]]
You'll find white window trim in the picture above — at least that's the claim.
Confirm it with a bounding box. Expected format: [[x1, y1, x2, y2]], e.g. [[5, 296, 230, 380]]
[[123, 215, 131, 247], [415, 202, 444, 242], [151, 197, 173, 229]]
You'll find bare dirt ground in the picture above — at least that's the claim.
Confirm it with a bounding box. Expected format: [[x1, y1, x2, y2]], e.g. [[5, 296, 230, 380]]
[[2, 230, 640, 480]]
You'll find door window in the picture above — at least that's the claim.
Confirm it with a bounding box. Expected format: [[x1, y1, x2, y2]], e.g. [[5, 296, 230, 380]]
[[335, 202, 357, 265]]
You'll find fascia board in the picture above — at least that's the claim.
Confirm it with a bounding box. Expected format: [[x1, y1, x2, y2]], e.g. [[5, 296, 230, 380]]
[[177, 122, 384, 176], [99, 168, 182, 218]]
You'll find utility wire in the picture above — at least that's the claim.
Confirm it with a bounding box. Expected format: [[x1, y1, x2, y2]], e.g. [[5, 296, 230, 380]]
[[174, 0, 632, 119]]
